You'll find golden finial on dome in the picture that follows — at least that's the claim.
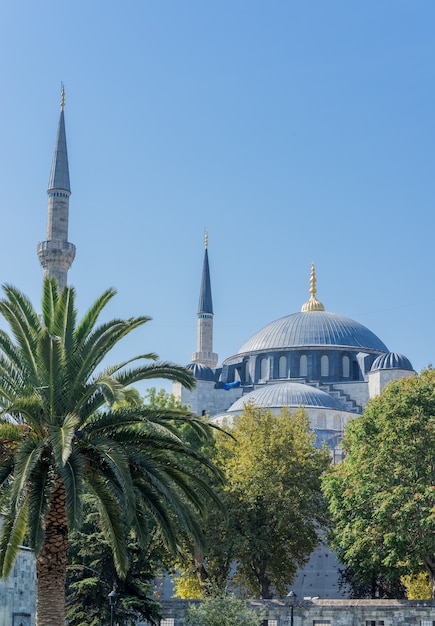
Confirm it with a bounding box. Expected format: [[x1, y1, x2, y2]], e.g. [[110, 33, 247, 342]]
[[204, 230, 208, 249], [60, 83, 65, 111], [301, 262, 325, 312]]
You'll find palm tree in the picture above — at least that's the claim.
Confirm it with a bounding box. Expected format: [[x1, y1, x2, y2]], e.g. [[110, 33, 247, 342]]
[[0, 279, 220, 626]]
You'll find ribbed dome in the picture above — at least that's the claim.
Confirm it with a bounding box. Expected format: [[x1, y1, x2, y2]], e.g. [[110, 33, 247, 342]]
[[237, 311, 388, 354], [186, 363, 216, 381], [371, 352, 413, 372], [228, 382, 345, 412]]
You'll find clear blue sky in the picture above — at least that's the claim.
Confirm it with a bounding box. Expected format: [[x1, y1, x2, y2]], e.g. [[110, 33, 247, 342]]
[[0, 1, 434, 392]]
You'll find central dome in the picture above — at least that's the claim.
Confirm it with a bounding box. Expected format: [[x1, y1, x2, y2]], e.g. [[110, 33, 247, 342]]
[[238, 310, 388, 354]]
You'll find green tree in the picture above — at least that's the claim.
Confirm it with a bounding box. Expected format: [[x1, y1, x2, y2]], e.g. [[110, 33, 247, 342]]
[[66, 495, 165, 626], [401, 572, 432, 600], [185, 593, 264, 626], [0, 279, 222, 625], [322, 368, 435, 598], [190, 404, 330, 599]]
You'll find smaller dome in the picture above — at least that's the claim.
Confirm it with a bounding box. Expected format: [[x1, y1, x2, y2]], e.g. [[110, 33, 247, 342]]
[[186, 362, 216, 381], [370, 352, 413, 372], [227, 382, 345, 413]]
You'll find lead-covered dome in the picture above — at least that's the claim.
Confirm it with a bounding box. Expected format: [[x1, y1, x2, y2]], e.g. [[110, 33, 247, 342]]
[[237, 264, 388, 355], [371, 352, 413, 372], [228, 382, 345, 412], [237, 310, 388, 354], [185, 362, 216, 381]]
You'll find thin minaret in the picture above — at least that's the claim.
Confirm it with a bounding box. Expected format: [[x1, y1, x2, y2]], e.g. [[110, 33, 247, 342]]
[[37, 84, 76, 290], [191, 232, 218, 368]]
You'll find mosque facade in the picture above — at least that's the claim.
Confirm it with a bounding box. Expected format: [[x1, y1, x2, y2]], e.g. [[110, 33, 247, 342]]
[[173, 242, 415, 457]]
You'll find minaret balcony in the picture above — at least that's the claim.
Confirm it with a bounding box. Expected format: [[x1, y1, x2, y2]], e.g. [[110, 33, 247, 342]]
[[37, 240, 76, 269]]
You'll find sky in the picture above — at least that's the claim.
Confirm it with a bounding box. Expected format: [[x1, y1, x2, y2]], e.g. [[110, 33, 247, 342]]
[[0, 1, 434, 394]]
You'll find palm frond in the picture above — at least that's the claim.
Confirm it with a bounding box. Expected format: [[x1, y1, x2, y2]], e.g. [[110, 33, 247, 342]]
[[74, 288, 117, 349], [115, 362, 196, 390], [58, 451, 84, 529], [86, 476, 128, 577], [41, 278, 58, 331], [0, 499, 28, 577], [27, 466, 52, 553], [10, 438, 46, 511], [49, 413, 80, 467]]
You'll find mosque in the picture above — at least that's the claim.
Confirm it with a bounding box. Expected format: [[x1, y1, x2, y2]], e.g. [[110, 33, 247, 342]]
[[36, 87, 415, 454], [173, 239, 415, 457], [32, 89, 418, 605]]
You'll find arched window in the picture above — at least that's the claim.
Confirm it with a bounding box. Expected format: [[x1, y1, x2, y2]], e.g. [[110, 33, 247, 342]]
[[333, 414, 342, 431], [321, 355, 329, 377], [317, 413, 326, 429], [300, 354, 307, 377], [342, 355, 350, 378], [279, 355, 287, 378], [260, 357, 269, 380], [244, 360, 250, 382]]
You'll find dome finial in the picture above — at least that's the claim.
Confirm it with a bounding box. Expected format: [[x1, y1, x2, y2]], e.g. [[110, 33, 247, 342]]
[[60, 83, 65, 111], [204, 230, 208, 249], [301, 262, 325, 312]]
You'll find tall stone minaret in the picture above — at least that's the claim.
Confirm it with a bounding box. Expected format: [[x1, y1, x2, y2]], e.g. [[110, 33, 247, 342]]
[[191, 232, 218, 368], [37, 85, 76, 290]]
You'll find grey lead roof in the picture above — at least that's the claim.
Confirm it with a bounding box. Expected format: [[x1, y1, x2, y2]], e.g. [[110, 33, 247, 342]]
[[228, 382, 346, 412], [197, 248, 213, 314], [237, 311, 388, 354], [371, 352, 413, 372], [48, 110, 70, 192]]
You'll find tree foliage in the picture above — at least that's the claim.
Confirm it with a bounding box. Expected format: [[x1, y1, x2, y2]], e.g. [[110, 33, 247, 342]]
[[401, 572, 432, 600], [0, 279, 222, 625], [185, 593, 264, 626], [66, 495, 165, 626], [176, 404, 330, 599], [322, 368, 435, 598]]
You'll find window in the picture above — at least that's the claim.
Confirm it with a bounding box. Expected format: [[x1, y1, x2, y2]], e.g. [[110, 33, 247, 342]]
[[245, 360, 250, 381], [13, 617, 31, 626], [342, 355, 350, 377], [420, 622, 435, 626], [366, 621, 385, 626], [317, 413, 326, 429], [333, 414, 342, 431], [160, 619, 175, 626], [279, 355, 287, 378], [321, 354, 329, 377], [300, 354, 308, 377], [263, 621, 278, 626], [260, 357, 269, 380]]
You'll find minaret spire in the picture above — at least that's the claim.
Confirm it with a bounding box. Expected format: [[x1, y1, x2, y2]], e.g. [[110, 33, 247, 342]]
[[191, 231, 218, 368], [38, 85, 76, 290]]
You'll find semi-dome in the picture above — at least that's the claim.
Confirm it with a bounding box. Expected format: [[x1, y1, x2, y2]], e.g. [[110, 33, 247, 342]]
[[237, 310, 388, 354], [227, 382, 345, 413], [185, 362, 216, 381], [371, 352, 413, 372]]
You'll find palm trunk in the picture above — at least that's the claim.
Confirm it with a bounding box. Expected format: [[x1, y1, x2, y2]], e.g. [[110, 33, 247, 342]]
[[35, 478, 69, 626]]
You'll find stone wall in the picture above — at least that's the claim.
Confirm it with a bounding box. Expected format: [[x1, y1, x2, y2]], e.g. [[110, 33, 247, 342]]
[[157, 598, 435, 626], [0, 547, 36, 626]]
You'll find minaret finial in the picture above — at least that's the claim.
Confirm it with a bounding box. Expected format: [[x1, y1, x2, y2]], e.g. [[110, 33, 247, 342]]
[[204, 230, 208, 249], [60, 83, 65, 111], [309, 261, 317, 296], [301, 262, 325, 312]]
